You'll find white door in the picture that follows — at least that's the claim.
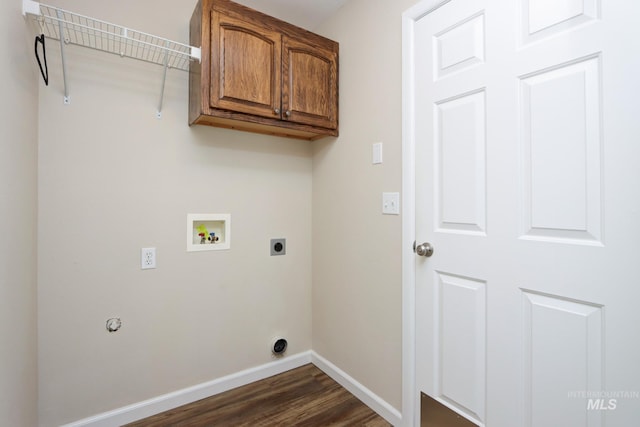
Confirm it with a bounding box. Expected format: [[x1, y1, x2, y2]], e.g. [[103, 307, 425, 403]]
[[404, 0, 640, 426]]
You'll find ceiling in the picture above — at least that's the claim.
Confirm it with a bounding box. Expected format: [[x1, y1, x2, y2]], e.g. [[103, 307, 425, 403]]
[[231, 0, 348, 30]]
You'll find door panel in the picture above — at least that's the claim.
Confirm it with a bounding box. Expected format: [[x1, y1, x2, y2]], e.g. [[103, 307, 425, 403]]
[[435, 90, 486, 235], [520, 55, 602, 244], [521, 0, 598, 44], [282, 35, 338, 129], [210, 11, 281, 118], [434, 13, 485, 80], [415, 2, 490, 424], [438, 272, 486, 421], [522, 291, 604, 427], [409, 0, 640, 426]]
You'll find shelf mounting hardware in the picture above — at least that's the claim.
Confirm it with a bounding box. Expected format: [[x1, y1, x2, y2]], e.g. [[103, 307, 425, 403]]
[[22, 0, 202, 116], [56, 8, 70, 105], [157, 40, 170, 119]]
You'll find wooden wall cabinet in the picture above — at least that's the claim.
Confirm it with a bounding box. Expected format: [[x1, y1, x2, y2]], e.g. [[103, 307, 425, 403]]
[[189, 0, 339, 140]]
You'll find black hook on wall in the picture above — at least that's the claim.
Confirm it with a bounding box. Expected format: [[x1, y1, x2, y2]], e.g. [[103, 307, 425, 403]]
[[34, 34, 48, 86]]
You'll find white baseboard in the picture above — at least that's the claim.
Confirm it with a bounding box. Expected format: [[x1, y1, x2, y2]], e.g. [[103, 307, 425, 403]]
[[310, 351, 402, 426], [61, 351, 312, 427], [62, 350, 401, 427]]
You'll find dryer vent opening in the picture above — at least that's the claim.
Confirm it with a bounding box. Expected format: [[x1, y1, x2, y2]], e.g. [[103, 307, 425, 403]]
[[271, 338, 288, 356]]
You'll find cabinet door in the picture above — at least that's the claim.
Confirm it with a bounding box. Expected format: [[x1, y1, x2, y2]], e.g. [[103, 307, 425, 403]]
[[210, 11, 282, 119], [282, 35, 338, 130]]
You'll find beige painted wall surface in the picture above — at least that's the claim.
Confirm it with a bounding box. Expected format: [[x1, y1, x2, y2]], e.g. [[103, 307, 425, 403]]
[[0, 0, 39, 425], [313, 0, 420, 412], [38, 1, 312, 425]]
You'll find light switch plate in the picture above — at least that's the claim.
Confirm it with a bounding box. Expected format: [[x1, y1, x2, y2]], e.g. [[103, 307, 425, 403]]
[[382, 192, 400, 215], [372, 142, 383, 164]]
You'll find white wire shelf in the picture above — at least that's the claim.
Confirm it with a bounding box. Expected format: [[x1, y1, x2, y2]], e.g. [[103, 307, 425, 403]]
[[22, 0, 201, 116], [24, 1, 200, 71]]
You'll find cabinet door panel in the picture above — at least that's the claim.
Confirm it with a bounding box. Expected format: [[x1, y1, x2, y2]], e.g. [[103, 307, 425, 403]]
[[211, 11, 281, 119], [282, 36, 338, 130]]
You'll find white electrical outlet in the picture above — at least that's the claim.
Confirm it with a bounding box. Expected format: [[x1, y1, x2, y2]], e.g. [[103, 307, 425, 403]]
[[141, 247, 156, 269]]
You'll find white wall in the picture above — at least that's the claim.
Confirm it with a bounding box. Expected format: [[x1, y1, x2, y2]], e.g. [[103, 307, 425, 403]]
[[0, 0, 39, 425], [312, 0, 419, 412], [33, 0, 419, 424], [38, 1, 312, 425]]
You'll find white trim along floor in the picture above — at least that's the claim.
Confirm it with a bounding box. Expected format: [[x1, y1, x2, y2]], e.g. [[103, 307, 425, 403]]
[[61, 351, 402, 427]]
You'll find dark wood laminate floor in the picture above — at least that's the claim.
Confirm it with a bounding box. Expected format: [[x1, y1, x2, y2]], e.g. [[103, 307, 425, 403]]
[[124, 364, 392, 427]]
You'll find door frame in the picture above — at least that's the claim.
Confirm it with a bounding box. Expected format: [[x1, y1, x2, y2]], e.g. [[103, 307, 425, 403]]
[[401, 1, 452, 426]]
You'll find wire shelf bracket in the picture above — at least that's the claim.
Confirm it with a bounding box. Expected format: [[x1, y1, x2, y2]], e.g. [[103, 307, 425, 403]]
[[22, 0, 201, 118]]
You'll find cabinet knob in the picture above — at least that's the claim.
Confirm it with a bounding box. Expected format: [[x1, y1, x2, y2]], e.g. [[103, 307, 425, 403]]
[[274, 108, 280, 115], [285, 110, 291, 117]]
